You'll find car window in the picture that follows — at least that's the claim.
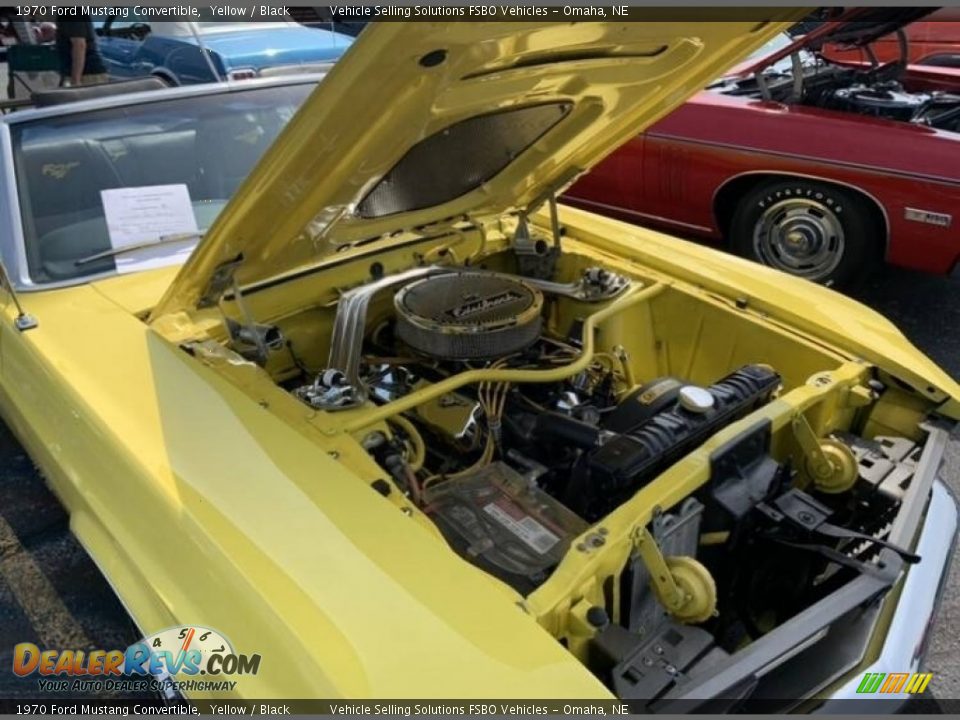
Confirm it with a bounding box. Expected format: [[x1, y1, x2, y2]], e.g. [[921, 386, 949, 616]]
[[743, 32, 796, 63], [920, 53, 960, 68], [104, 21, 151, 40], [11, 83, 314, 284], [104, 8, 152, 37], [107, 20, 149, 31]]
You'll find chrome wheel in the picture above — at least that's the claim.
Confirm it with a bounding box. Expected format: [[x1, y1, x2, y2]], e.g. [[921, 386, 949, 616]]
[[752, 198, 846, 282]]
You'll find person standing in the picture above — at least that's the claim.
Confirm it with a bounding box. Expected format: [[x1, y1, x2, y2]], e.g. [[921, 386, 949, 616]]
[[55, 14, 108, 87]]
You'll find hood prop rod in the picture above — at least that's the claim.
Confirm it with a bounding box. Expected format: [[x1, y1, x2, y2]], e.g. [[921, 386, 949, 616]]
[[548, 194, 562, 251]]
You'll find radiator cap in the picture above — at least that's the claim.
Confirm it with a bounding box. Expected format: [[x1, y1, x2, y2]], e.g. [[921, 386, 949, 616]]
[[679, 386, 715, 414]]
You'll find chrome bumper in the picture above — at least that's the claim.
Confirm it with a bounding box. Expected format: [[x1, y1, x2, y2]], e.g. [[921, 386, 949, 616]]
[[819, 478, 959, 707]]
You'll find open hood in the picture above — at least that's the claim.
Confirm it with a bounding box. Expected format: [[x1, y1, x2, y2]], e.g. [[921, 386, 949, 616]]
[[741, 7, 940, 75], [149, 17, 802, 322]]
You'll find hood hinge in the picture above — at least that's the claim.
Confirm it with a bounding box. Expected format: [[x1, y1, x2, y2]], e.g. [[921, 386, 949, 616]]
[[220, 275, 284, 366], [513, 193, 564, 281]]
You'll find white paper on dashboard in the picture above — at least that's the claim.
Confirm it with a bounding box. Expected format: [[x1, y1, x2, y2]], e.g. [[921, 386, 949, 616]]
[[100, 184, 199, 273]]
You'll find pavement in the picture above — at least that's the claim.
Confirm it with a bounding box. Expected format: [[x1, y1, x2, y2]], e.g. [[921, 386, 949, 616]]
[[851, 265, 960, 382], [0, 423, 149, 700]]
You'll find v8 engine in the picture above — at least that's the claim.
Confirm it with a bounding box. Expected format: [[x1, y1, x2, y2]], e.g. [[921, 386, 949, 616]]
[[290, 268, 797, 592]]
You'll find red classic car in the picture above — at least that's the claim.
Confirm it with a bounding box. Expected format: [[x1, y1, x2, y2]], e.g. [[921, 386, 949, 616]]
[[565, 9, 960, 288]]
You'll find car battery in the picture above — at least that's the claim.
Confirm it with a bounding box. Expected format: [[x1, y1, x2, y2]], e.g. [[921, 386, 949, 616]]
[[424, 461, 588, 594]]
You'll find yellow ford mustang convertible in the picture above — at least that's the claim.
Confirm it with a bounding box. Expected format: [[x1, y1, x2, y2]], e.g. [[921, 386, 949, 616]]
[[0, 19, 957, 710]]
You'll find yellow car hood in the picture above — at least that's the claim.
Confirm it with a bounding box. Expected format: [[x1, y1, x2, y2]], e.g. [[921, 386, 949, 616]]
[[149, 17, 799, 321]]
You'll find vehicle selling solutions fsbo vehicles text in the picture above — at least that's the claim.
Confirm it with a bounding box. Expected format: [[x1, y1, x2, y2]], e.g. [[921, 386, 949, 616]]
[[330, 5, 554, 19]]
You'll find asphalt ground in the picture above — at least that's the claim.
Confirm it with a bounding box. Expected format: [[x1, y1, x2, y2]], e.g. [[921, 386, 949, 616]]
[[1, 58, 959, 702], [0, 424, 149, 700]]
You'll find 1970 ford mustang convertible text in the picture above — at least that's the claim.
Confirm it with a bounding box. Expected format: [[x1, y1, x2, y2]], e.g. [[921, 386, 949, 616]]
[[0, 19, 956, 709]]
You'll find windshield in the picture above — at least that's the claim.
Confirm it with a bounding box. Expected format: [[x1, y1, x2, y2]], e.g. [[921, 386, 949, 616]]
[[713, 32, 815, 84], [12, 83, 314, 284], [744, 32, 797, 63]]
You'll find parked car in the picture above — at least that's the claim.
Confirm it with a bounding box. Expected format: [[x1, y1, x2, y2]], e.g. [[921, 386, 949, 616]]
[[286, 6, 369, 37], [96, 14, 352, 85], [823, 8, 960, 67], [565, 9, 960, 288], [1, 20, 957, 709]]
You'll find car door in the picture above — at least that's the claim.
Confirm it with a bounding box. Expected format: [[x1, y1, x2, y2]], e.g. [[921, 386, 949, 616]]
[[97, 12, 155, 78]]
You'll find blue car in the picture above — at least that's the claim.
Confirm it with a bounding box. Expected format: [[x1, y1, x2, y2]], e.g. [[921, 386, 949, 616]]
[[96, 16, 353, 85]]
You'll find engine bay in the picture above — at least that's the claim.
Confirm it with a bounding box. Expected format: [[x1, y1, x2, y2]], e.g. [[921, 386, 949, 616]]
[[200, 216, 948, 706], [712, 37, 960, 132]]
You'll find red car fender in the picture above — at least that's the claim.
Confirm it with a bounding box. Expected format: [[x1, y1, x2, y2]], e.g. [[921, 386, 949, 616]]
[[566, 91, 960, 275]]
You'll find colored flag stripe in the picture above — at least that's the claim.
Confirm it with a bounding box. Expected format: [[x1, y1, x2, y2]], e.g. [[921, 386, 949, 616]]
[[884, 673, 910, 693], [860, 672, 933, 694], [856, 673, 878, 693]]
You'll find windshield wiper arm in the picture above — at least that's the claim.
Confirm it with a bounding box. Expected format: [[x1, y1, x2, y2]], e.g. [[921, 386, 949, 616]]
[[74, 232, 204, 267]]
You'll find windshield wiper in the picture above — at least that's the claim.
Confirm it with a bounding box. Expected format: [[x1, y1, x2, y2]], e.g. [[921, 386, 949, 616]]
[[74, 231, 204, 267]]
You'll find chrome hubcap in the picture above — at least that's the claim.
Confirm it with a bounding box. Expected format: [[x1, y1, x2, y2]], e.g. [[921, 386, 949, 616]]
[[752, 198, 845, 282]]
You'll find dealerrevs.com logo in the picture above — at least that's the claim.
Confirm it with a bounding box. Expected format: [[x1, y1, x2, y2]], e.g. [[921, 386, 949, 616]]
[[12, 626, 260, 693]]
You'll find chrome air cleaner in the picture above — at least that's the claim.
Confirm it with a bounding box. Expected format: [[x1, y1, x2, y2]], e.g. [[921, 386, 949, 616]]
[[394, 271, 543, 360]]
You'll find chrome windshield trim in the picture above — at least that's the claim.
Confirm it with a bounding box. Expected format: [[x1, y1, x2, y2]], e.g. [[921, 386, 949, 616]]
[[0, 74, 324, 126]]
